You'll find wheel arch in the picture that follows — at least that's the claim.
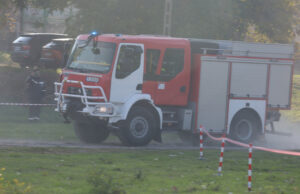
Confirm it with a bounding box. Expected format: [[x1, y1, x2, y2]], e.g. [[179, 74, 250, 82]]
[[129, 100, 162, 130], [228, 107, 263, 135], [118, 94, 162, 130]]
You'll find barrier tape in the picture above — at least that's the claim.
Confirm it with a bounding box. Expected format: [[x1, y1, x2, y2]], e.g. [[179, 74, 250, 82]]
[[0, 103, 55, 107], [202, 128, 300, 157]]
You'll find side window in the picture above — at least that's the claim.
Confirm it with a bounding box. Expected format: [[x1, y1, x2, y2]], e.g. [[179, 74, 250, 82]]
[[144, 49, 161, 80], [116, 45, 142, 79], [160, 48, 184, 81]]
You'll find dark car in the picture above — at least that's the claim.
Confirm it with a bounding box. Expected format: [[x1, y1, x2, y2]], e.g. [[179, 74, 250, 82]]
[[39, 38, 74, 69], [11, 33, 67, 68]]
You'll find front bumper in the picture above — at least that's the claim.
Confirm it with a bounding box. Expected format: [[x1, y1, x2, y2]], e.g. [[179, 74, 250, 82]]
[[11, 52, 30, 64], [54, 79, 117, 118]]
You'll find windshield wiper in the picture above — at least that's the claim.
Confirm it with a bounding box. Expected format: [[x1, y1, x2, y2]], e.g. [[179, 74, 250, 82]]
[[66, 67, 88, 73], [67, 66, 104, 74]]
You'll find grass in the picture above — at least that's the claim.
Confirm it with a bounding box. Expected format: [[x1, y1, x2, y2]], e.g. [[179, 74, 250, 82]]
[[0, 106, 78, 142], [0, 147, 299, 194], [0, 107, 299, 193], [282, 74, 300, 122]]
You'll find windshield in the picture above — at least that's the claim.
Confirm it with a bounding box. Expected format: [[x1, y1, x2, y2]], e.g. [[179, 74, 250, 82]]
[[66, 40, 116, 73]]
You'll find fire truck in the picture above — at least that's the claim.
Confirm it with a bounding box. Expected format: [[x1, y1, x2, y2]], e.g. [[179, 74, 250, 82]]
[[55, 32, 294, 146]]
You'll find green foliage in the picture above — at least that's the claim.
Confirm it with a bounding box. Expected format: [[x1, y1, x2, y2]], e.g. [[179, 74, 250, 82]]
[[65, 0, 164, 36], [87, 170, 125, 194], [0, 168, 33, 194], [64, 0, 300, 43], [235, 0, 300, 43], [1, 0, 300, 42], [0, 52, 15, 66], [172, 0, 239, 40]]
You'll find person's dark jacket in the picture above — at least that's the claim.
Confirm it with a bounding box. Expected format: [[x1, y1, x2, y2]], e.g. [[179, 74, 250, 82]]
[[26, 75, 46, 101]]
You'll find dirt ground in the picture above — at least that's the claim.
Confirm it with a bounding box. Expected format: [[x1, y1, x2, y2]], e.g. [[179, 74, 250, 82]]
[[0, 117, 299, 152]]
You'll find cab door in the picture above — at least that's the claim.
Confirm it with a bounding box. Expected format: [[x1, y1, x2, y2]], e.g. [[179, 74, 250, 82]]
[[153, 48, 191, 106], [110, 43, 144, 103]]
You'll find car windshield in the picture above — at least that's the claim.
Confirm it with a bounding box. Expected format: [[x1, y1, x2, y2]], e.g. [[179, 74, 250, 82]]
[[67, 40, 116, 73]]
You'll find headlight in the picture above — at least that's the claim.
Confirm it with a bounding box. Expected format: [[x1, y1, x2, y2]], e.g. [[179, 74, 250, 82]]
[[94, 104, 114, 115]]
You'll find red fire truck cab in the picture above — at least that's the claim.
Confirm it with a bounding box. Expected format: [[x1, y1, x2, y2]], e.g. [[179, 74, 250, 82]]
[[55, 32, 294, 146]]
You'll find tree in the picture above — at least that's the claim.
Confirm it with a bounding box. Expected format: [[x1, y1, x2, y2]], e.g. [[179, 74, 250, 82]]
[[0, 0, 70, 32], [65, 0, 164, 36], [1, 0, 299, 43], [172, 0, 239, 40], [234, 0, 300, 43], [65, 0, 300, 43]]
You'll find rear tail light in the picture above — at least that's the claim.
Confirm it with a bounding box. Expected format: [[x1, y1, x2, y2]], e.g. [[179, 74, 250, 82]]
[[22, 45, 30, 50], [42, 50, 53, 57]]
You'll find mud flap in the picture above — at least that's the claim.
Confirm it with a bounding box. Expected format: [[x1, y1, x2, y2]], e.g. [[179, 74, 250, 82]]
[[153, 129, 162, 143]]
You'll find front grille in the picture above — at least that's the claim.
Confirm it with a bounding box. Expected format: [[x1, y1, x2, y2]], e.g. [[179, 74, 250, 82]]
[[67, 87, 92, 96]]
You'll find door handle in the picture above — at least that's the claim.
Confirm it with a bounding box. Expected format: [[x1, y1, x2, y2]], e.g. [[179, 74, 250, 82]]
[[136, 84, 143, 90], [180, 86, 186, 93]]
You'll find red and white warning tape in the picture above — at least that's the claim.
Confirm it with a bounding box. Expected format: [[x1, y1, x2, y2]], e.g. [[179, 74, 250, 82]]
[[200, 126, 300, 192], [201, 128, 300, 156], [0, 103, 55, 107]]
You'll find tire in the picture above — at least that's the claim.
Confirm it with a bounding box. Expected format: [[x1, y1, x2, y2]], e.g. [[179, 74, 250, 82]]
[[178, 131, 200, 146], [119, 106, 156, 146], [230, 111, 260, 143], [73, 119, 110, 144]]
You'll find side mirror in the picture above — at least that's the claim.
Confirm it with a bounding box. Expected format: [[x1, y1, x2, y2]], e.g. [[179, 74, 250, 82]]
[[92, 47, 101, 55]]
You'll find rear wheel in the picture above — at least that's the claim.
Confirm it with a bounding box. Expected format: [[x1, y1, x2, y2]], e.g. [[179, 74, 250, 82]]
[[118, 106, 156, 146], [230, 111, 260, 143], [73, 118, 110, 144]]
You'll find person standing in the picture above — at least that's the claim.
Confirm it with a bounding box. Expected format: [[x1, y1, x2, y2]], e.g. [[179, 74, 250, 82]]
[[26, 66, 46, 120]]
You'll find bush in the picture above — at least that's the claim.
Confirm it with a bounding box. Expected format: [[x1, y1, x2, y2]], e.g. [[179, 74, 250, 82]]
[[0, 52, 15, 66], [0, 167, 33, 194], [87, 170, 126, 194]]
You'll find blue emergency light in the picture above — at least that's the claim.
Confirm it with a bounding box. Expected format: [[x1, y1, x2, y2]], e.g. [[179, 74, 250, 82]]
[[91, 31, 98, 36]]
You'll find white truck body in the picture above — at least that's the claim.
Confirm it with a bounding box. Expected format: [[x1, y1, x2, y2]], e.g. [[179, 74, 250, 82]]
[[194, 40, 293, 134]]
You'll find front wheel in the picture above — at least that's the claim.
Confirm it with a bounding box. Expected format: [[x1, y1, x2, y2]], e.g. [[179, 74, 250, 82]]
[[230, 111, 260, 143], [118, 106, 156, 146], [73, 118, 110, 144]]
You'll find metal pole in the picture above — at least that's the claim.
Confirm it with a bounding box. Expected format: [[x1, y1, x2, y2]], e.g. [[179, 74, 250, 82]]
[[19, 6, 24, 35], [163, 0, 173, 36], [199, 126, 204, 159], [248, 144, 253, 191], [217, 135, 226, 176]]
